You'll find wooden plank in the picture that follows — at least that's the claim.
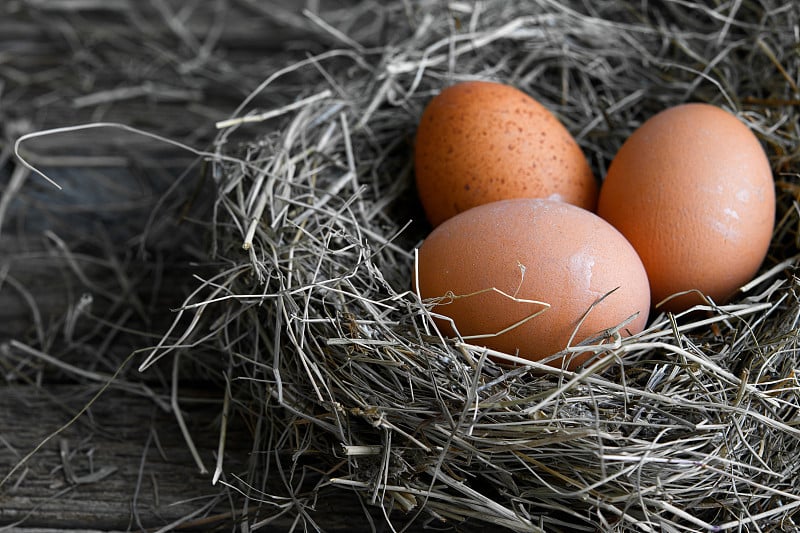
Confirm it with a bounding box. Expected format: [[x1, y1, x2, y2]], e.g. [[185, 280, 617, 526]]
[[0, 383, 234, 530], [0, 384, 388, 532]]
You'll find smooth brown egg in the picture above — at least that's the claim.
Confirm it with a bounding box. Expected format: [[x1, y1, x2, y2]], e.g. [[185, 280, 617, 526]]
[[415, 198, 650, 370], [597, 103, 775, 312], [414, 81, 598, 227]]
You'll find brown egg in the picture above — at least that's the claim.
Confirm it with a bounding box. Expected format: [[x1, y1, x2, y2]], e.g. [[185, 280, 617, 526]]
[[414, 80, 598, 227], [597, 103, 775, 312], [415, 198, 650, 370]]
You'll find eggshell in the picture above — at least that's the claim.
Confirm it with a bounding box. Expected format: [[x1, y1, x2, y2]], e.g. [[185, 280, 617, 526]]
[[415, 198, 650, 370], [414, 81, 598, 227], [597, 103, 775, 312]]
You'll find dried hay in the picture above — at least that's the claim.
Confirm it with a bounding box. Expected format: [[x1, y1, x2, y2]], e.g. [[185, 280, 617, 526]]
[[4, 1, 800, 532]]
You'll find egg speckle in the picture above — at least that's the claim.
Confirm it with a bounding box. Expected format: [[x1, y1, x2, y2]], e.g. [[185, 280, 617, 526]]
[[414, 81, 598, 227], [415, 198, 650, 369], [598, 103, 775, 311]]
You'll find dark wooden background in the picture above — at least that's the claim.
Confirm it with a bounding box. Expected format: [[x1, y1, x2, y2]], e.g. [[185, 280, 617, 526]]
[[0, 383, 385, 531]]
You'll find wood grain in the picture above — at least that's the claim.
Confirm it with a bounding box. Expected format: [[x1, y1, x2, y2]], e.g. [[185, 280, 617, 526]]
[[1, 383, 232, 529], [0, 384, 389, 532]]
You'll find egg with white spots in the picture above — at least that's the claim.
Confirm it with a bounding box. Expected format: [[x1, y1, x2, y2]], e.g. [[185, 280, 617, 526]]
[[414, 198, 650, 370], [598, 103, 775, 312]]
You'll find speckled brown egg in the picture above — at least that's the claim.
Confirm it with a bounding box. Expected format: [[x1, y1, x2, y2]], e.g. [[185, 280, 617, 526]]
[[597, 103, 776, 312], [414, 81, 598, 227], [414, 198, 650, 370]]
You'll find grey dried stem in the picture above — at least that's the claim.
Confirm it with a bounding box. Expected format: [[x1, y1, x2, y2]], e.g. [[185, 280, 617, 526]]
[[4, 0, 800, 532]]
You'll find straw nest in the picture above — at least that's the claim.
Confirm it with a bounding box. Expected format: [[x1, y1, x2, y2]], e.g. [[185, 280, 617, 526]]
[[7, 1, 800, 532]]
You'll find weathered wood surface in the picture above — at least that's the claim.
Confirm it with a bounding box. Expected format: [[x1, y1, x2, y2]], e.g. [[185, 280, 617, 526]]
[[1, 384, 230, 530], [0, 384, 388, 532]]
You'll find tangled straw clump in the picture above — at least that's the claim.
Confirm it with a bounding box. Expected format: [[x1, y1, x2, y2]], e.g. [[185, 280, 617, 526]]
[[8, 0, 800, 531], [134, 1, 800, 531], [133, 2, 800, 531]]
